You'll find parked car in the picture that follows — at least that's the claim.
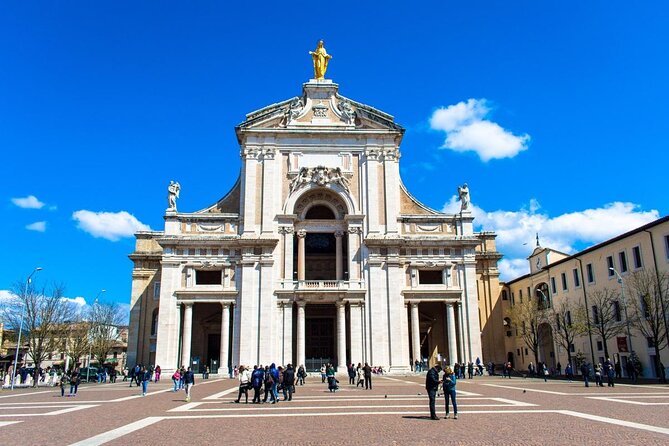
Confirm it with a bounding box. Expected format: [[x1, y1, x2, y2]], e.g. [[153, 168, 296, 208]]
[[77, 367, 99, 382]]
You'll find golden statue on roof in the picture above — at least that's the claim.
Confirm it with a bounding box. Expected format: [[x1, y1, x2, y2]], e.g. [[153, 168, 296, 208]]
[[309, 40, 332, 80]]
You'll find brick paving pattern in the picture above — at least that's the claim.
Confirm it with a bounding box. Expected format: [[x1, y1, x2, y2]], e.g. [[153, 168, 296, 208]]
[[1, 375, 668, 445]]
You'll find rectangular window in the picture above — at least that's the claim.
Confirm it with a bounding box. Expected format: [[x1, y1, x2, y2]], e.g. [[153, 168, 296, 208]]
[[153, 282, 161, 300], [569, 343, 575, 353], [632, 246, 642, 269], [556, 315, 561, 331], [586, 263, 594, 284], [567, 310, 572, 326], [614, 301, 622, 322], [522, 321, 526, 335], [619, 251, 628, 273], [525, 348, 528, 355], [502, 290, 508, 301], [519, 289, 523, 303], [607, 256, 615, 277], [561, 272, 568, 291], [647, 337, 656, 348], [597, 340, 603, 351], [418, 270, 443, 284], [573, 268, 580, 287], [665, 235, 669, 260], [195, 270, 222, 285], [517, 349, 521, 356], [592, 305, 600, 325], [511, 292, 515, 305], [527, 287, 531, 301], [551, 277, 557, 294], [640, 295, 650, 319]]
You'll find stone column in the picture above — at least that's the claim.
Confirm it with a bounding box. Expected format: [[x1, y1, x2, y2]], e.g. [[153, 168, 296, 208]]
[[349, 302, 363, 366], [347, 228, 360, 281], [219, 303, 230, 376], [296, 302, 306, 368], [456, 302, 467, 362], [336, 301, 347, 371], [410, 302, 421, 365], [335, 230, 344, 280], [181, 303, 193, 367], [174, 303, 182, 366], [297, 230, 306, 281], [282, 227, 294, 280], [446, 302, 457, 365]]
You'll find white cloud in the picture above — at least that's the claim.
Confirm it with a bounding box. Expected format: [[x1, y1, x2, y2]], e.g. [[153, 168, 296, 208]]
[[11, 195, 45, 209], [430, 99, 530, 162], [26, 221, 47, 232], [0, 290, 18, 304], [61, 296, 87, 306], [442, 196, 660, 280], [72, 210, 150, 241]]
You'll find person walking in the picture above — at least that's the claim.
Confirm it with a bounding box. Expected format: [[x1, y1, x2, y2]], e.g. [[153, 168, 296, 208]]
[[581, 362, 590, 387], [594, 363, 604, 387], [140, 367, 151, 396], [542, 363, 548, 383], [297, 364, 306, 386], [234, 365, 251, 404], [283, 364, 295, 401], [604, 358, 615, 387], [269, 363, 280, 403], [172, 369, 181, 392], [320, 364, 327, 383], [154, 365, 161, 383], [183, 367, 195, 402], [425, 363, 442, 420], [363, 362, 372, 390], [356, 363, 365, 388], [347, 363, 356, 385], [60, 371, 67, 397], [565, 363, 574, 382], [443, 366, 458, 419], [251, 365, 264, 404]]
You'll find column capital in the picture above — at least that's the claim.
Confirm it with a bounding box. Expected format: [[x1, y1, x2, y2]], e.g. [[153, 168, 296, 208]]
[[296, 300, 306, 308], [334, 230, 344, 238], [335, 300, 346, 309], [296, 229, 307, 238], [220, 302, 230, 309], [278, 226, 294, 235]]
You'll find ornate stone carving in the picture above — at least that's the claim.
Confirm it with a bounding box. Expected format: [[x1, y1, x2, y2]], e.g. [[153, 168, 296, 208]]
[[365, 147, 400, 161], [167, 180, 181, 211], [278, 226, 295, 235], [296, 229, 307, 239], [334, 230, 344, 238], [289, 166, 351, 194], [337, 100, 356, 125], [347, 227, 361, 234], [241, 146, 276, 160], [281, 97, 304, 127], [312, 101, 328, 118]]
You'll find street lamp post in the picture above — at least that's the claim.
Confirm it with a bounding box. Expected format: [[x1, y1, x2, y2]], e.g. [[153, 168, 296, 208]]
[[11, 267, 43, 390], [86, 289, 106, 383], [609, 268, 634, 362]]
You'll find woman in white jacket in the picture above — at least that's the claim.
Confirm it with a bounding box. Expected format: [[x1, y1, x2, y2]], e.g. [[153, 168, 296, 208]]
[[234, 365, 251, 404]]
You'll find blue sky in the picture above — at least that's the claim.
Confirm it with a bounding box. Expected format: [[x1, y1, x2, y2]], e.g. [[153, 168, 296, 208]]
[[2, 1, 668, 308]]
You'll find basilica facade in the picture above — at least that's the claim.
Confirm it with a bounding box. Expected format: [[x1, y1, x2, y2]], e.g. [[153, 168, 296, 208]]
[[126, 74, 504, 374]]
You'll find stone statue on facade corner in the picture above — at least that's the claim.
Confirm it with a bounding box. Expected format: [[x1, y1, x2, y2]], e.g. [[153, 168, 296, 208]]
[[458, 183, 470, 211], [338, 100, 356, 125], [167, 180, 181, 211], [309, 40, 332, 80]]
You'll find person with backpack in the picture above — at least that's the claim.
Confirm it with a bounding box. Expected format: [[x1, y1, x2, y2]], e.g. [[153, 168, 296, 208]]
[[297, 364, 306, 385], [69, 366, 80, 396], [251, 365, 265, 404], [283, 364, 295, 401]]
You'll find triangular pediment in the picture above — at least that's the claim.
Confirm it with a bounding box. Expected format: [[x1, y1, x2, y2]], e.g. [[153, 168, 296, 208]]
[[236, 80, 404, 132]]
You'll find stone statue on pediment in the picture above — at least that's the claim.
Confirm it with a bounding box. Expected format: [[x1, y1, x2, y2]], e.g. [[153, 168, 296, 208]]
[[168, 180, 181, 211], [338, 100, 356, 125], [458, 183, 470, 211]]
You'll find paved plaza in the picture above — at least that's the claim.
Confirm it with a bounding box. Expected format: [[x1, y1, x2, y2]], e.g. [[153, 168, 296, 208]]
[[1, 375, 669, 445]]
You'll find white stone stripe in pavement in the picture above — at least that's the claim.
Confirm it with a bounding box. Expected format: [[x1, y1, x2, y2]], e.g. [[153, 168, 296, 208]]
[[202, 387, 238, 400], [558, 409, 669, 435], [68, 416, 163, 446], [482, 383, 567, 395], [587, 396, 669, 406], [0, 404, 97, 417], [0, 421, 22, 427], [0, 390, 53, 399]]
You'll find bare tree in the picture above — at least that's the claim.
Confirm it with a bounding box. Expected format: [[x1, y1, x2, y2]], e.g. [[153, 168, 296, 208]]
[[88, 302, 125, 366], [64, 310, 90, 371], [507, 295, 547, 366], [583, 288, 628, 360], [550, 298, 584, 368], [3, 280, 76, 386], [627, 268, 669, 383]]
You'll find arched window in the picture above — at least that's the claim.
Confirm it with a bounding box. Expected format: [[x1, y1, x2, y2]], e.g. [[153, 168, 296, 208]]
[[305, 205, 335, 219], [151, 309, 159, 336]]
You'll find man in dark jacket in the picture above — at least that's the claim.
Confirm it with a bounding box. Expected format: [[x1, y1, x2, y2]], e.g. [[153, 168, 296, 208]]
[[426, 364, 442, 420], [347, 363, 356, 385], [363, 363, 372, 390], [183, 367, 195, 402], [282, 364, 295, 401], [251, 365, 265, 404]]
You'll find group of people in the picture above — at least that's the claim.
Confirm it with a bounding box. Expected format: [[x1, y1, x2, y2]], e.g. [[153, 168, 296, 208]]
[[234, 363, 300, 404], [425, 364, 458, 420], [170, 366, 196, 401]]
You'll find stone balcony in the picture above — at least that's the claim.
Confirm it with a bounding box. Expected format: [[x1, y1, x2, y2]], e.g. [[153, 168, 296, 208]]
[[277, 279, 366, 292]]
